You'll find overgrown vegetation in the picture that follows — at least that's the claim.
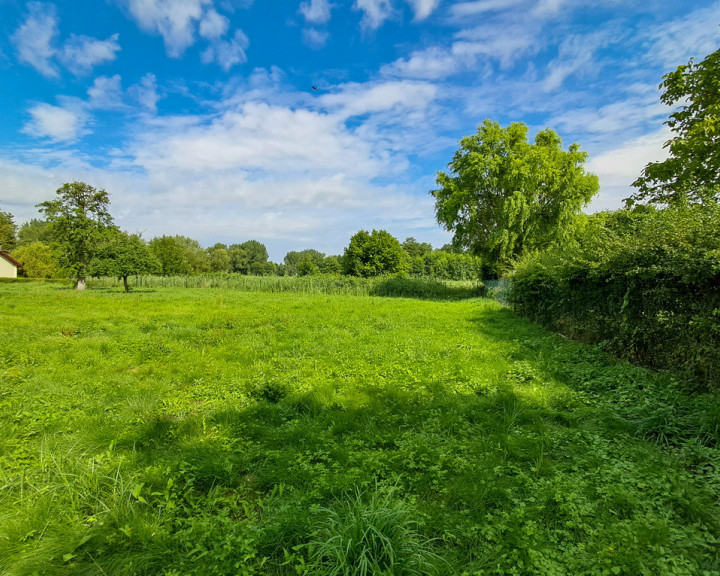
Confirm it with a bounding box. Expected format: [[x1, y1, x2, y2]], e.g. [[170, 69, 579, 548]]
[[1, 284, 718, 575], [510, 204, 720, 388], [87, 273, 482, 300]]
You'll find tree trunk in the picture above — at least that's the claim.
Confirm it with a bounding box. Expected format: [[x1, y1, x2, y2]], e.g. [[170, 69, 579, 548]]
[[76, 276, 86, 290], [123, 275, 130, 293]]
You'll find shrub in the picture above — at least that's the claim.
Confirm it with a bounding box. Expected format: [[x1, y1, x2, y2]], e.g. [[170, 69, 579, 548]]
[[509, 205, 720, 388]]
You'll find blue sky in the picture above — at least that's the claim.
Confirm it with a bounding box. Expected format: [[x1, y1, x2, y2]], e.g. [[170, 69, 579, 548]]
[[1, 0, 719, 260]]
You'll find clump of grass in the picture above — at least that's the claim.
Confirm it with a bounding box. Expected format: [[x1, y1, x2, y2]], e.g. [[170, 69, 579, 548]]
[[309, 487, 441, 576]]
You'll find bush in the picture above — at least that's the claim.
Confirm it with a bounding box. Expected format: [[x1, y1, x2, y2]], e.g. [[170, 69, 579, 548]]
[[509, 205, 720, 388]]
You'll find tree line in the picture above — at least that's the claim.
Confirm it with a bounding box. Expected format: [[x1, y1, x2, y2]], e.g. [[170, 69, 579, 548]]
[[0, 191, 480, 291]]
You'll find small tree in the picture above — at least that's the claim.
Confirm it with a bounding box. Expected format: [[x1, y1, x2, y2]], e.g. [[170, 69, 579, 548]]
[[11, 241, 59, 278], [90, 229, 159, 292], [37, 182, 114, 290], [631, 46, 720, 206], [342, 230, 408, 277], [284, 249, 325, 275]]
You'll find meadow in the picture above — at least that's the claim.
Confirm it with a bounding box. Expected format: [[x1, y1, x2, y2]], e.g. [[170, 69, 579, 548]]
[[1, 281, 719, 575]]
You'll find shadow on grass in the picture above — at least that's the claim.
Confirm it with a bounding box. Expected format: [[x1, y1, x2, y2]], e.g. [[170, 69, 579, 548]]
[[468, 305, 720, 448]]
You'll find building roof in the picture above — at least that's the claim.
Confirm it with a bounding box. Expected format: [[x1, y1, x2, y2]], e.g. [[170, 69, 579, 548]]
[[0, 251, 22, 268]]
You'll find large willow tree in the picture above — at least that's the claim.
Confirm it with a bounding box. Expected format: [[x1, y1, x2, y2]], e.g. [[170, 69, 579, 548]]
[[432, 120, 598, 276]]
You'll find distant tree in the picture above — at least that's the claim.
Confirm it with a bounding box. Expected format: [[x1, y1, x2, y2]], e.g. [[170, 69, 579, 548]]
[[297, 259, 320, 276], [37, 182, 114, 290], [0, 209, 17, 251], [401, 237, 433, 259], [432, 120, 598, 276], [228, 240, 269, 274], [149, 236, 187, 275], [319, 255, 341, 274], [90, 229, 159, 292], [631, 46, 720, 206], [284, 249, 325, 275], [240, 240, 269, 274], [228, 244, 248, 273], [148, 235, 208, 275], [11, 241, 59, 278], [17, 218, 54, 246], [207, 244, 231, 272], [342, 230, 408, 277]]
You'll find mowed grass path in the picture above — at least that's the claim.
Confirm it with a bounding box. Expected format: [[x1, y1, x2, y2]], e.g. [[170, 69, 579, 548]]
[[1, 283, 719, 575]]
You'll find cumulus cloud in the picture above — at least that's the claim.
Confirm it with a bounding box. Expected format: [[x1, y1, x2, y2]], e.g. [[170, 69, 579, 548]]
[[320, 80, 438, 119], [129, 73, 161, 112], [123, 0, 210, 56], [199, 8, 229, 38], [11, 2, 59, 77], [12, 3, 121, 77], [201, 29, 249, 70], [87, 75, 124, 108], [23, 103, 87, 142], [299, 0, 333, 24], [59, 34, 121, 75]]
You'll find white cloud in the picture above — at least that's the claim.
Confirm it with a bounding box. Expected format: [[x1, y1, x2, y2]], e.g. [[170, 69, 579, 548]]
[[542, 32, 610, 92], [586, 127, 670, 212], [449, 0, 524, 17], [299, 0, 333, 24], [383, 23, 536, 79], [23, 103, 87, 142], [87, 75, 124, 109], [355, 0, 394, 30], [59, 34, 121, 75], [199, 8, 229, 38], [123, 0, 210, 57], [11, 2, 59, 77], [405, 0, 439, 20], [201, 29, 249, 70], [320, 80, 438, 119], [643, 2, 720, 68], [381, 46, 458, 79], [129, 73, 161, 112], [302, 28, 330, 48]]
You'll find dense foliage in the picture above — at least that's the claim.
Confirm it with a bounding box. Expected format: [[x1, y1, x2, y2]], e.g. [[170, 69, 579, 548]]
[[509, 205, 720, 388], [342, 229, 408, 277], [0, 209, 17, 251], [10, 241, 59, 278], [89, 230, 160, 291], [432, 120, 598, 276], [631, 46, 720, 205]]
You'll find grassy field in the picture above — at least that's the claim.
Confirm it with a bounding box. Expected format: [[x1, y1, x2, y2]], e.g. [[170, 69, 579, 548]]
[[1, 283, 719, 575]]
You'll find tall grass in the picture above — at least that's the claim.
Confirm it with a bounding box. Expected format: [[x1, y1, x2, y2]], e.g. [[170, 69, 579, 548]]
[[87, 273, 483, 300]]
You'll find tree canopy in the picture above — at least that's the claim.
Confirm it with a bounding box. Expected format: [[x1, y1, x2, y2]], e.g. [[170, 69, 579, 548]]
[[90, 230, 159, 291], [342, 230, 407, 277], [631, 46, 720, 206], [432, 120, 598, 276], [37, 182, 114, 290]]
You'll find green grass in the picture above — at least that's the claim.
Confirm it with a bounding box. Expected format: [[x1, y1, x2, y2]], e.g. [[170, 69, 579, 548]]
[[1, 283, 718, 575]]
